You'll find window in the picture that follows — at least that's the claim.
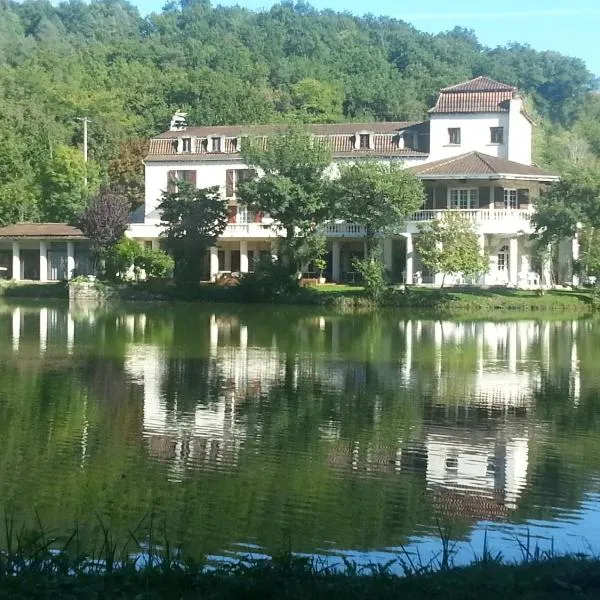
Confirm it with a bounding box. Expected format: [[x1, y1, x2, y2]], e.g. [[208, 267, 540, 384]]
[[449, 188, 478, 209], [167, 170, 196, 193], [490, 126, 504, 144], [182, 137, 192, 152], [211, 137, 222, 152], [225, 168, 257, 197], [504, 189, 518, 209], [359, 133, 370, 149], [498, 245, 509, 271], [448, 128, 461, 145]]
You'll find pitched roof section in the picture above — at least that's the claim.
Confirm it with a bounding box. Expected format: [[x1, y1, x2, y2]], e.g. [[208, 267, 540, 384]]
[[441, 76, 516, 93], [431, 76, 517, 114], [0, 223, 86, 239], [409, 152, 559, 180], [156, 121, 419, 139], [146, 121, 429, 161]]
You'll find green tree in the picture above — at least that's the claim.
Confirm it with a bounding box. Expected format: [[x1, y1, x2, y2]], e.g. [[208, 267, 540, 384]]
[[415, 212, 489, 287], [531, 167, 600, 245], [289, 78, 343, 123], [39, 145, 98, 222], [107, 139, 148, 208], [332, 161, 425, 257], [158, 182, 228, 286], [239, 128, 333, 268]]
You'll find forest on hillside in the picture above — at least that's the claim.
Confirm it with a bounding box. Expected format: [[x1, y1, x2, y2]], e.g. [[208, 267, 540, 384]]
[[0, 0, 599, 224]]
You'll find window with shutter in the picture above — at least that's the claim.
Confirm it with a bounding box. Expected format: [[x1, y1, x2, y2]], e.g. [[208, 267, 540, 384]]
[[494, 187, 505, 209], [226, 170, 235, 197], [182, 170, 196, 187], [227, 205, 238, 224], [167, 170, 178, 193]]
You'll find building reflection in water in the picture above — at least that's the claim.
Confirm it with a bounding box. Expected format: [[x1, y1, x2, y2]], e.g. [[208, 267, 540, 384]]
[[6, 307, 583, 518]]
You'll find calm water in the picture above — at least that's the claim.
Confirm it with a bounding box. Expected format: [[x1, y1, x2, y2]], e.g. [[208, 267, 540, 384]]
[[1, 301, 600, 566]]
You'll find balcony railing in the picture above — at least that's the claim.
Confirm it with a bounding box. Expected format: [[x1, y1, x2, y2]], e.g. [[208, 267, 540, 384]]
[[408, 208, 533, 222]]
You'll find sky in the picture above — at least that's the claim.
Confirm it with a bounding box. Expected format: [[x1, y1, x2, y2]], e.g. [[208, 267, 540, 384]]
[[132, 0, 600, 78]]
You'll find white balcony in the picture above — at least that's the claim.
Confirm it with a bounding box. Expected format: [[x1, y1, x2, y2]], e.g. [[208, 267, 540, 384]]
[[405, 208, 534, 235], [222, 222, 278, 238], [322, 222, 366, 237]]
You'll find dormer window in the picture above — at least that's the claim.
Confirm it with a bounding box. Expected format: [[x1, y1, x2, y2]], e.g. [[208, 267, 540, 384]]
[[182, 137, 192, 152], [359, 133, 370, 149], [211, 137, 222, 152]]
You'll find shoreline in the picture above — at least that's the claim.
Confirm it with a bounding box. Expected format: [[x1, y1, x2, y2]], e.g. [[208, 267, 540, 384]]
[[0, 280, 594, 317], [0, 553, 597, 598]]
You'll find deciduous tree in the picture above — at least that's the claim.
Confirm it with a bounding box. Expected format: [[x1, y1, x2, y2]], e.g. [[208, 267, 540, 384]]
[[239, 129, 333, 268], [332, 161, 425, 257], [415, 212, 489, 287], [158, 182, 228, 286]]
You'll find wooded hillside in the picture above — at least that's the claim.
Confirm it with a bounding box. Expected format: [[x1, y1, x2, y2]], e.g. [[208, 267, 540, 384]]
[[0, 0, 599, 223]]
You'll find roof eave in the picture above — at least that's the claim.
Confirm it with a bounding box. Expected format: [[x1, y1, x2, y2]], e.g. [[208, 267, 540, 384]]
[[415, 173, 559, 181]]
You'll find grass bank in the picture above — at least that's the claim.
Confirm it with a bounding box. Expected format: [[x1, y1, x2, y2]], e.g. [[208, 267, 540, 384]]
[[5, 279, 591, 316], [0, 280, 68, 299], [102, 280, 593, 315], [0, 553, 598, 599]]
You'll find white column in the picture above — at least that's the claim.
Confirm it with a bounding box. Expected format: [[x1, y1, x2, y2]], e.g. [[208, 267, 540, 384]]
[[405, 234, 413, 284], [224, 248, 232, 272], [151, 239, 160, 251], [509, 237, 518, 285], [332, 241, 341, 282], [12, 241, 20, 281], [240, 241, 248, 273], [363, 240, 368, 259], [39, 241, 48, 282], [39, 308, 48, 354], [12, 308, 20, 352], [209, 247, 219, 281], [572, 236, 580, 286], [66, 241, 75, 280]]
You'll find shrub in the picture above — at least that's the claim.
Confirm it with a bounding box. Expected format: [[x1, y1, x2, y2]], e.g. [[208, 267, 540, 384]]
[[237, 259, 300, 302], [134, 248, 174, 279], [104, 237, 141, 281], [352, 257, 386, 301]]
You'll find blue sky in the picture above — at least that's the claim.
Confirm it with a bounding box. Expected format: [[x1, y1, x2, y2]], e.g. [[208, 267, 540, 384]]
[[133, 0, 600, 78]]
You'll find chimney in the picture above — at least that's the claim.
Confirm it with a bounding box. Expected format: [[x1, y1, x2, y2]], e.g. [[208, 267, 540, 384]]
[[170, 112, 188, 132]]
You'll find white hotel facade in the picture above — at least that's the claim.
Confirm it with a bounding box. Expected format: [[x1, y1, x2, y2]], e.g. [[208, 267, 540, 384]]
[[129, 76, 574, 286]]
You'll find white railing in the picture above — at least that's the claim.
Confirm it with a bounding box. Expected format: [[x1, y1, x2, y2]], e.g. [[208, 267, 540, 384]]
[[408, 209, 532, 222], [223, 222, 277, 237], [323, 223, 366, 236]]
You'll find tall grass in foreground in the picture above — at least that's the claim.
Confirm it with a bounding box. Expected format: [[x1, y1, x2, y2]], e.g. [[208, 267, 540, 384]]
[[0, 515, 598, 598]]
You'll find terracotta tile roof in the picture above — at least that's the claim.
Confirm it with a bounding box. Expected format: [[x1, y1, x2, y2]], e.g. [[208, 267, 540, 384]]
[[146, 121, 429, 161], [431, 76, 518, 114], [441, 76, 517, 93], [430, 91, 514, 114], [409, 152, 559, 180], [0, 223, 86, 239], [156, 121, 419, 139]]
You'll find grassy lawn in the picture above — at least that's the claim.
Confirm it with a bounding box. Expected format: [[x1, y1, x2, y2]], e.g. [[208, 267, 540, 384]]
[[310, 284, 593, 313]]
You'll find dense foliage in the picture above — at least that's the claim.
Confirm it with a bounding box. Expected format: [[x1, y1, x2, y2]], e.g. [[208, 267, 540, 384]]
[[0, 0, 598, 225], [332, 161, 424, 254], [158, 182, 228, 285], [415, 212, 490, 286]]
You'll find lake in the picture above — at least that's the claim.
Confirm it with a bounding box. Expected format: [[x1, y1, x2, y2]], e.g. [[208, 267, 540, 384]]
[[1, 301, 599, 567]]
